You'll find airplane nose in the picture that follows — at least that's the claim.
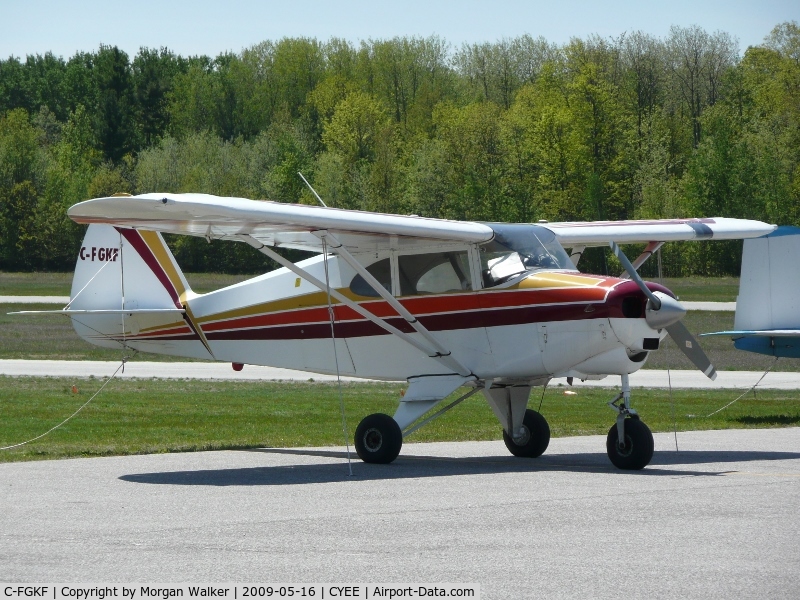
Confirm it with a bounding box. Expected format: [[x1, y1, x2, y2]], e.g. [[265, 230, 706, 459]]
[[645, 291, 686, 330]]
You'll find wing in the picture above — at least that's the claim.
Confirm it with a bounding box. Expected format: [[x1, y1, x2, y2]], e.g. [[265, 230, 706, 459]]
[[543, 218, 776, 246], [68, 193, 494, 253]]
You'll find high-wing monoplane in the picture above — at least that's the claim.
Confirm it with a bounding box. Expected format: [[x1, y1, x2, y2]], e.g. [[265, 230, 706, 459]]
[[34, 193, 776, 469]]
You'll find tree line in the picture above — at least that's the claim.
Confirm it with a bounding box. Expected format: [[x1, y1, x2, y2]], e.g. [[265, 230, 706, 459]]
[[1, 23, 798, 275]]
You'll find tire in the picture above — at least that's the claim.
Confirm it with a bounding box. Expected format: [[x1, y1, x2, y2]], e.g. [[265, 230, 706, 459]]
[[606, 418, 654, 470], [503, 409, 551, 458], [354, 413, 403, 464]]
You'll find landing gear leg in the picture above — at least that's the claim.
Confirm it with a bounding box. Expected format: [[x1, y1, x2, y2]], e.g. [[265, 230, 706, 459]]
[[483, 384, 551, 458], [606, 374, 654, 470]]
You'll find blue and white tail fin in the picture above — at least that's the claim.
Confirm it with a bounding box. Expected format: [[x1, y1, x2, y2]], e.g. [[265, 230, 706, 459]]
[[703, 226, 800, 357]]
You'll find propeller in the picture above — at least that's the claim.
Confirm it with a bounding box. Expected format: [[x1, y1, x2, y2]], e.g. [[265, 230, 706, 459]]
[[610, 242, 717, 380]]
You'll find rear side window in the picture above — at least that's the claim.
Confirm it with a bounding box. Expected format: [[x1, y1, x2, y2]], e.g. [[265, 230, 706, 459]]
[[349, 258, 392, 297]]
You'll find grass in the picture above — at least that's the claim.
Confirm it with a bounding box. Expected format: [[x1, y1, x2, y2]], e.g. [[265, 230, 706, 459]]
[[644, 311, 792, 372], [661, 277, 740, 302], [0, 303, 202, 361], [0, 376, 797, 463]]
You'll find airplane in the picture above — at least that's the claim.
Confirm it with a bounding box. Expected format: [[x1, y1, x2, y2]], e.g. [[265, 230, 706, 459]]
[[703, 226, 800, 357], [23, 193, 776, 470]]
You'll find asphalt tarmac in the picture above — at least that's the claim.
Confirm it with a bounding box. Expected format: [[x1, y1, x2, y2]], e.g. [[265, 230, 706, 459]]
[[2, 429, 799, 598]]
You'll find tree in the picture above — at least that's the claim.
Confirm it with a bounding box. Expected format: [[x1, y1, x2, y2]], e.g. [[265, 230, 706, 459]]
[[94, 45, 137, 162], [322, 91, 390, 164], [666, 26, 739, 149], [431, 101, 507, 221], [133, 47, 186, 146], [0, 57, 28, 114]]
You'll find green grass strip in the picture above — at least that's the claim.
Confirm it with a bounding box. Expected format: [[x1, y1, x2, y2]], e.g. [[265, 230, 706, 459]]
[[1, 376, 798, 463]]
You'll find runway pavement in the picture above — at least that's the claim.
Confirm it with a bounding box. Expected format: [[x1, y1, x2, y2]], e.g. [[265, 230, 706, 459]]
[[1, 428, 798, 598], [2, 359, 799, 389]]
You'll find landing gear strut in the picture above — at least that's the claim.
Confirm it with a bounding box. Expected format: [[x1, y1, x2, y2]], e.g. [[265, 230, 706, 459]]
[[606, 374, 654, 470]]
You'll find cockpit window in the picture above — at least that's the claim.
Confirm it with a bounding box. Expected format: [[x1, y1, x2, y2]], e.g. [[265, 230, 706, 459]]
[[479, 223, 575, 287], [350, 258, 392, 297]]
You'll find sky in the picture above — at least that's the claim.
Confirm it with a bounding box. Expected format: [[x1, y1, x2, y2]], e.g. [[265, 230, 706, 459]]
[[3, 0, 799, 60]]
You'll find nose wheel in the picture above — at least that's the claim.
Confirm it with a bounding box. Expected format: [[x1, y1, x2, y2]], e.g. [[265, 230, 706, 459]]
[[606, 417, 654, 469], [606, 374, 654, 470]]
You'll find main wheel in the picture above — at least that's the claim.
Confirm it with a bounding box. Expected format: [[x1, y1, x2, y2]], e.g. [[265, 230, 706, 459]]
[[503, 409, 551, 458], [354, 413, 403, 464], [606, 418, 654, 470]]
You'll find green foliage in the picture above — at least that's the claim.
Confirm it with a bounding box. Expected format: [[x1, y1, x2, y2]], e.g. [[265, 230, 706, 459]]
[[1, 24, 799, 273]]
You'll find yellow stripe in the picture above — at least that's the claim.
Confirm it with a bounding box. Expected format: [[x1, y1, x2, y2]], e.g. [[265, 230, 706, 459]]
[[517, 272, 610, 289], [139, 230, 188, 301], [138, 320, 187, 334], [185, 303, 214, 357], [194, 289, 366, 324]]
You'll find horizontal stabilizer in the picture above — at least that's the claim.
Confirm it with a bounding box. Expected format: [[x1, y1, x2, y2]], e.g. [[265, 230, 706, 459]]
[[702, 330, 800, 337], [8, 308, 186, 316]]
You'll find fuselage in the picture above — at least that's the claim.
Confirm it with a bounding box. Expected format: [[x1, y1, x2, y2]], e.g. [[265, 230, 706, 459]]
[[72, 247, 670, 382]]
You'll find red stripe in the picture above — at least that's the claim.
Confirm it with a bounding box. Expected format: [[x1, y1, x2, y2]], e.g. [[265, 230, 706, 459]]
[[117, 228, 182, 309], [133, 325, 193, 339], [200, 287, 613, 333]]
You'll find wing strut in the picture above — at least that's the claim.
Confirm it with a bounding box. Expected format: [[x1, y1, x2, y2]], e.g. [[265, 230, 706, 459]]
[[619, 241, 665, 278], [240, 234, 471, 377]]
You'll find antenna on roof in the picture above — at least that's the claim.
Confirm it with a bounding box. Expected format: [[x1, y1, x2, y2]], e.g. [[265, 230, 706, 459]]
[[298, 172, 327, 208]]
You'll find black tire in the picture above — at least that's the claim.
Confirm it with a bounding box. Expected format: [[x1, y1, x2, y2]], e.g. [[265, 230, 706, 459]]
[[354, 413, 403, 464], [502, 409, 551, 458], [606, 418, 654, 470]]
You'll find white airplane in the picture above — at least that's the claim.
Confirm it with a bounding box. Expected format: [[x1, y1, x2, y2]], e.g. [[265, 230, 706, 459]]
[[35, 193, 776, 469], [704, 226, 800, 357]]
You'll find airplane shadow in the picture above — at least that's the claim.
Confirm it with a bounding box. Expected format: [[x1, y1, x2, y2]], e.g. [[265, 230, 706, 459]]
[[118, 448, 800, 487]]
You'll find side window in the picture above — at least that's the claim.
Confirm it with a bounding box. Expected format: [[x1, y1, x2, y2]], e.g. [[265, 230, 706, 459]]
[[398, 252, 472, 296], [349, 258, 392, 297]]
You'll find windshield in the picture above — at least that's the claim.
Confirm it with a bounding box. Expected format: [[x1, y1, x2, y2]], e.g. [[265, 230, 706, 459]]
[[479, 223, 575, 287]]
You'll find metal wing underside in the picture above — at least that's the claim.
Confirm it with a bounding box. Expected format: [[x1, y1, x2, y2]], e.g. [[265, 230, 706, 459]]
[[68, 193, 495, 253], [68, 194, 776, 253], [544, 218, 776, 246]]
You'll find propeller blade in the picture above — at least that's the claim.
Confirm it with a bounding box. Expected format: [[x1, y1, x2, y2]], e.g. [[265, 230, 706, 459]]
[[610, 242, 715, 380], [665, 320, 718, 380], [609, 241, 661, 309]]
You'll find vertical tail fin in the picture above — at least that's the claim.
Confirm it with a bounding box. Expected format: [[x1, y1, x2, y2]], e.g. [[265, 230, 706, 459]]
[[70, 224, 192, 311], [735, 226, 800, 332], [69, 224, 202, 354]]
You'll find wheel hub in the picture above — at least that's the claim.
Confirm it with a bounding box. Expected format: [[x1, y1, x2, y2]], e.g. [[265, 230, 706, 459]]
[[512, 425, 531, 446], [363, 428, 383, 452], [616, 436, 633, 456]]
